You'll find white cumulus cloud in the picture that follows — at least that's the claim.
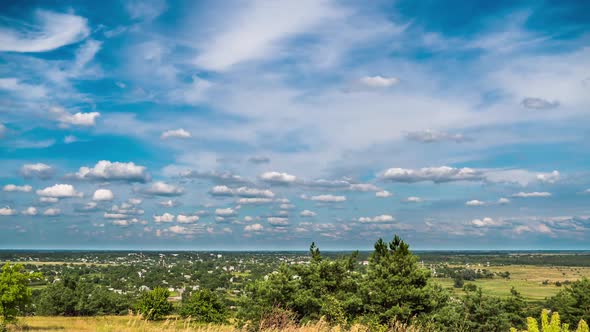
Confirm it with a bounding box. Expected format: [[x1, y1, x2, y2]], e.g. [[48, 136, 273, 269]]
[[153, 213, 175, 223], [72, 160, 149, 182], [382, 166, 483, 183], [92, 189, 114, 201], [177, 214, 199, 223], [3, 184, 32, 192], [300, 210, 317, 217], [36, 184, 82, 198], [0, 207, 17, 216], [259, 171, 297, 185], [22, 207, 38, 216], [245, 223, 264, 232], [358, 214, 395, 223]]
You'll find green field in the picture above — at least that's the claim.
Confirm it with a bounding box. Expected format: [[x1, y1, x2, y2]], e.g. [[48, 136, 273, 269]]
[[436, 264, 590, 301]]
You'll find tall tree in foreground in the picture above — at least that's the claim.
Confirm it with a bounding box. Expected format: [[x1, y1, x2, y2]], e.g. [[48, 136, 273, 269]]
[[361, 235, 446, 325], [0, 263, 42, 324]]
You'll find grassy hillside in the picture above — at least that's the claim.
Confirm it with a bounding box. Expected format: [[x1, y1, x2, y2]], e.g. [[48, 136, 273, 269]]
[[7, 316, 421, 332]]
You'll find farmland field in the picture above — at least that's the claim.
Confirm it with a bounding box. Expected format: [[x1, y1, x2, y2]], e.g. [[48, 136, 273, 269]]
[[437, 264, 590, 301]]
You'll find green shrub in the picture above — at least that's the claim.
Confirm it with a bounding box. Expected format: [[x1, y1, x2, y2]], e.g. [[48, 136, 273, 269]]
[[136, 287, 173, 320], [179, 289, 227, 323], [511, 309, 589, 332]]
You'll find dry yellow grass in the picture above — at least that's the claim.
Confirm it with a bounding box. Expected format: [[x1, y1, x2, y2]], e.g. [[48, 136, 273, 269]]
[[7, 316, 422, 332]]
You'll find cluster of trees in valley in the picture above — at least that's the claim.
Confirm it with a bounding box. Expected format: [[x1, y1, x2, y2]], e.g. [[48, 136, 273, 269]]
[[1, 236, 590, 331]]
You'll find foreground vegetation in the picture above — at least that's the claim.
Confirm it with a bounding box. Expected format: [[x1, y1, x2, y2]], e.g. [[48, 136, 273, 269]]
[[1, 235, 590, 331]]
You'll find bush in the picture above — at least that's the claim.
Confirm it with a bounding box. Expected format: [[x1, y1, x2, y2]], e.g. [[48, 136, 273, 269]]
[[511, 309, 589, 332], [136, 287, 173, 320], [179, 289, 227, 323]]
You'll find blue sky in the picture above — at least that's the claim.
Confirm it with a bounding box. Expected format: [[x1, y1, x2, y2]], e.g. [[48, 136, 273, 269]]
[[1, 0, 590, 250]]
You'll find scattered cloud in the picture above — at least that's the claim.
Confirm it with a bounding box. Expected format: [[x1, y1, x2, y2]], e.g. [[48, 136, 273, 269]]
[[168, 225, 192, 234], [92, 189, 114, 201], [511, 192, 552, 198], [351, 75, 400, 91], [161, 128, 192, 139], [143, 181, 184, 196], [406, 130, 470, 143], [3, 184, 32, 192], [180, 170, 248, 185], [43, 208, 61, 216], [259, 171, 297, 185], [465, 200, 485, 206], [153, 213, 175, 223], [0, 78, 47, 99], [177, 214, 199, 223], [192, 0, 341, 71], [36, 184, 82, 198], [381, 166, 483, 183], [358, 214, 395, 223], [306, 194, 346, 202], [0, 10, 89, 52], [20, 163, 53, 179], [498, 197, 511, 204], [39, 197, 59, 204], [536, 170, 560, 184], [300, 210, 317, 217], [50, 107, 100, 127], [209, 185, 274, 198], [125, 0, 167, 21], [471, 217, 502, 227], [71, 161, 150, 182], [268, 217, 289, 226], [244, 223, 264, 232], [21, 207, 38, 216], [403, 196, 423, 203], [521, 97, 559, 110], [248, 156, 270, 164], [349, 183, 380, 192], [215, 208, 236, 217], [0, 207, 17, 216], [375, 190, 392, 198], [159, 200, 178, 207], [236, 198, 273, 205]]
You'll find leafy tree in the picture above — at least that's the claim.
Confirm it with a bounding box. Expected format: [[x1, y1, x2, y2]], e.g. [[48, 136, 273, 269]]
[[179, 289, 227, 323], [547, 278, 590, 326], [36, 282, 77, 316], [453, 275, 465, 288], [136, 287, 173, 320], [36, 277, 131, 316], [0, 263, 42, 323], [360, 235, 446, 325]]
